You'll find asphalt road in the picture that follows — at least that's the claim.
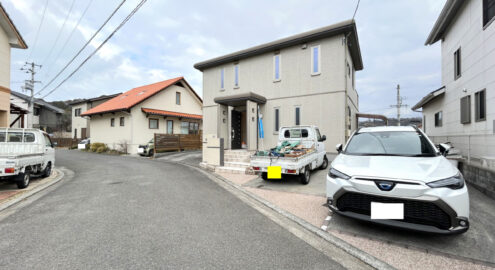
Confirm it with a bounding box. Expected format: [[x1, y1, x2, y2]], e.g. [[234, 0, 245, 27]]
[[0, 150, 347, 269]]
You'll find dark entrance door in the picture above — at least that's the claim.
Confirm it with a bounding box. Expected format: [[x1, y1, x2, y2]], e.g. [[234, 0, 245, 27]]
[[231, 110, 242, 149], [81, 128, 87, 139]]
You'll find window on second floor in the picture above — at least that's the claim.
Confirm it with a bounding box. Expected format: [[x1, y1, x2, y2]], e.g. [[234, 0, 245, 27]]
[[110, 118, 115, 127], [74, 108, 81, 117], [460, 95, 471, 124], [454, 48, 461, 80], [220, 68, 225, 90], [34, 107, 41, 116], [311, 45, 321, 75], [484, 0, 495, 27], [234, 64, 239, 87], [273, 54, 281, 81], [176, 92, 181, 105], [475, 89, 486, 122], [120, 117, 125, 126], [434, 111, 443, 127]]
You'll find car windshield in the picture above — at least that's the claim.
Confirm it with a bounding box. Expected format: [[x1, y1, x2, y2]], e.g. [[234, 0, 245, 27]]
[[344, 131, 437, 157]]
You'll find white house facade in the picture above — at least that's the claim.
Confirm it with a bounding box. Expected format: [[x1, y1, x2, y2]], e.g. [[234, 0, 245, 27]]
[[413, 0, 495, 164]]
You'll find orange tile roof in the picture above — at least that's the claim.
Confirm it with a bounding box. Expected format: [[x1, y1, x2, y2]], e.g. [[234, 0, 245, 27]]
[[82, 77, 195, 116], [142, 108, 202, 120]]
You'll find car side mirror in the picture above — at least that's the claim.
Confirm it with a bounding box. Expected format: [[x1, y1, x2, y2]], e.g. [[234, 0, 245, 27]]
[[336, 143, 343, 153], [320, 135, 326, 142], [438, 143, 451, 157]]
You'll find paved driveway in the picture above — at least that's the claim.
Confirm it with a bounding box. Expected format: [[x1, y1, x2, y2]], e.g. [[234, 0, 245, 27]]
[[0, 150, 347, 269]]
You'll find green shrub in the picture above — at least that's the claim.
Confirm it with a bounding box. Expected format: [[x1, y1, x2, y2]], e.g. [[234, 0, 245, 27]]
[[96, 146, 108, 153], [90, 143, 107, 152]]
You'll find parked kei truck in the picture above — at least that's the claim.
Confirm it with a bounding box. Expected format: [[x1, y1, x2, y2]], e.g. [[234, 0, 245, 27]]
[[0, 128, 55, 189], [250, 126, 328, 184]]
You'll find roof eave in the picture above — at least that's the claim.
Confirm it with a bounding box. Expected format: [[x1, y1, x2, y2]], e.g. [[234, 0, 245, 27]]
[[411, 86, 446, 110], [194, 19, 363, 71], [425, 0, 465, 45], [0, 3, 28, 49]]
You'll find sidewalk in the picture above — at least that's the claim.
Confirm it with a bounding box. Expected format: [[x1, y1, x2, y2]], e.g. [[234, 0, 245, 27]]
[[215, 171, 493, 270]]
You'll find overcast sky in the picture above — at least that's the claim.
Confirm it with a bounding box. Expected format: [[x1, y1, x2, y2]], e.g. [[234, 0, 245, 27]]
[[4, 0, 445, 117]]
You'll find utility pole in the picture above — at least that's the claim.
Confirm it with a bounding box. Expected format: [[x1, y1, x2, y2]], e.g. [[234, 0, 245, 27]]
[[20, 62, 42, 128], [390, 84, 408, 126]]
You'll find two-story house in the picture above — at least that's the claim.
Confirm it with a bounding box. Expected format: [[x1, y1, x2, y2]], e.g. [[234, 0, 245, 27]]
[[9, 90, 65, 132], [81, 77, 203, 154], [412, 0, 495, 164], [194, 20, 362, 158], [69, 93, 121, 139], [0, 3, 27, 127]]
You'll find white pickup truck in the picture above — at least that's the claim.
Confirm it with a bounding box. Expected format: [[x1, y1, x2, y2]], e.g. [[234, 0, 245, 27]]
[[250, 126, 328, 184], [0, 128, 55, 189]]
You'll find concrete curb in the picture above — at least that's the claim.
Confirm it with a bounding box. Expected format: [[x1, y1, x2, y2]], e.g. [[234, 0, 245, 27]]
[[179, 162, 396, 270], [0, 169, 65, 213]]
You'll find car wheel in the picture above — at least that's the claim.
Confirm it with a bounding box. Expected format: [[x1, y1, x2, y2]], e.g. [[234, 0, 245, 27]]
[[149, 149, 154, 157], [261, 172, 268, 181], [319, 156, 328, 170], [300, 165, 311, 185], [16, 172, 30, 189], [42, 162, 52, 178]]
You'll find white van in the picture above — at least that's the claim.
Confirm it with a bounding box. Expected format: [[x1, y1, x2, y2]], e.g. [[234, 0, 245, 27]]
[[0, 128, 55, 189]]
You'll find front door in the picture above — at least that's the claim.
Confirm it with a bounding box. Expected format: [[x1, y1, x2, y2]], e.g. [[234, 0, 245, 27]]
[[81, 128, 87, 139], [231, 110, 242, 149]]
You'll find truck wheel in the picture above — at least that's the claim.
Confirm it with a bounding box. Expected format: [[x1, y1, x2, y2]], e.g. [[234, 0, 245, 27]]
[[42, 163, 52, 178], [16, 172, 30, 189], [319, 156, 328, 170], [261, 172, 268, 181], [300, 166, 311, 185], [149, 149, 154, 157]]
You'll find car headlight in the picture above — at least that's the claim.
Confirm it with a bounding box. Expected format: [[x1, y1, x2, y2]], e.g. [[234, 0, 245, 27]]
[[328, 168, 351, 180], [427, 173, 465, 189]]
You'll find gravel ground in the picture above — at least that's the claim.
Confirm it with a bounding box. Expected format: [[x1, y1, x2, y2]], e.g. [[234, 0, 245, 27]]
[[219, 172, 494, 270], [332, 231, 494, 270]]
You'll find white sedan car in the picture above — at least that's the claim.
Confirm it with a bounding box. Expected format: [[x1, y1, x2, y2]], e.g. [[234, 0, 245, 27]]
[[326, 126, 469, 234]]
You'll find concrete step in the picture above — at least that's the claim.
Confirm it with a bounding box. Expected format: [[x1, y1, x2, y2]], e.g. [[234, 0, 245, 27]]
[[224, 153, 252, 158], [224, 157, 251, 163], [224, 161, 250, 168], [215, 166, 248, 174]]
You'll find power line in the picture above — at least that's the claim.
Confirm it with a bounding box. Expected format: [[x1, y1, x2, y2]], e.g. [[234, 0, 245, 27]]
[[40, 0, 77, 67], [352, 0, 361, 20], [41, 0, 148, 99], [42, 0, 95, 78], [36, 0, 126, 95], [27, 0, 50, 61]]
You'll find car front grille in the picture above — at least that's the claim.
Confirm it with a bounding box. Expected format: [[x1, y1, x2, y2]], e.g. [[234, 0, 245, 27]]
[[336, 192, 452, 230]]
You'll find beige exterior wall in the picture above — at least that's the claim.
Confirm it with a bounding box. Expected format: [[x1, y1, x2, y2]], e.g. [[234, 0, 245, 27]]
[[89, 84, 203, 154], [202, 34, 359, 153], [0, 26, 11, 127], [71, 103, 88, 139], [422, 0, 495, 160]]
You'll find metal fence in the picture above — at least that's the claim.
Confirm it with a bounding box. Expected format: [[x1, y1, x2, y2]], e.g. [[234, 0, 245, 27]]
[[429, 134, 495, 163], [154, 132, 202, 153]]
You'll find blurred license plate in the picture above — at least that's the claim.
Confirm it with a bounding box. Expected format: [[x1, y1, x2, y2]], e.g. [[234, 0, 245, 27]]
[[138, 148, 144, 153], [371, 202, 403, 219]]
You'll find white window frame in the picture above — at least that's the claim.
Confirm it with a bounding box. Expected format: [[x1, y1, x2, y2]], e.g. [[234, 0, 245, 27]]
[[220, 68, 225, 90], [234, 64, 240, 88], [273, 54, 281, 82], [311, 45, 321, 76]]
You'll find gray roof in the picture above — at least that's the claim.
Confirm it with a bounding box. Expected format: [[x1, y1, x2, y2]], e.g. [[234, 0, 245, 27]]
[[425, 0, 465, 45], [194, 19, 363, 71], [411, 86, 446, 110], [68, 93, 122, 105], [10, 91, 65, 114]]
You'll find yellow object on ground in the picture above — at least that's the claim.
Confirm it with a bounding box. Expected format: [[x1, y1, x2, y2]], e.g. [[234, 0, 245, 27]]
[[268, 166, 282, 179]]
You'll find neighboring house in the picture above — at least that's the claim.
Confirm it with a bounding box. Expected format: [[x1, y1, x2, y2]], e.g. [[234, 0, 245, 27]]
[[9, 90, 65, 132], [194, 19, 362, 154], [69, 93, 121, 139], [0, 3, 27, 127], [412, 0, 495, 163], [81, 77, 203, 154]]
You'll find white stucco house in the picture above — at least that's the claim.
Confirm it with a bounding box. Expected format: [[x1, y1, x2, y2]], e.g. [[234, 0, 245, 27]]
[[412, 0, 495, 164], [69, 93, 121, 139], [81, 77, 203, 154], [194, 19, 362, 160]]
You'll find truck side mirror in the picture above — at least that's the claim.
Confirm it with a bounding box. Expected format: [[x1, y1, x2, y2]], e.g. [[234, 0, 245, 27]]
[[336, 144, 343, 153], [438, 143, 451, 157], [320, 135, 326, 142]]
